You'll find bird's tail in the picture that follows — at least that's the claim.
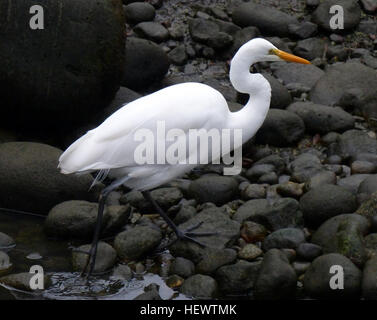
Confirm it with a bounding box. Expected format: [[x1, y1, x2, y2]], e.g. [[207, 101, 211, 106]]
[[58, 130, 102, 174]]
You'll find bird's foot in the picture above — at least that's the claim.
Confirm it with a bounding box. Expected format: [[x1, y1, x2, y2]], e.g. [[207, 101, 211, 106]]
[[174, 221, 218, 247]]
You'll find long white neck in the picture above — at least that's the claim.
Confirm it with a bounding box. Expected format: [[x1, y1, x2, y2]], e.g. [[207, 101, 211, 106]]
[[226, 46, 272, 144]]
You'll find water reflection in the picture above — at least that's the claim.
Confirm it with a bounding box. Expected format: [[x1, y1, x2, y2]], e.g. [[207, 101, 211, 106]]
[[0, 210, 190, 300]]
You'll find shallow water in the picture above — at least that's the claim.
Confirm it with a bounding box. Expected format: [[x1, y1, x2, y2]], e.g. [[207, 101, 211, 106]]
[[0, 210, 72, 274], [0, 211, 188, 300]]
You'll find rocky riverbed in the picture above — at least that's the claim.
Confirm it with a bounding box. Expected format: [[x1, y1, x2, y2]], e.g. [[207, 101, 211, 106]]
[[0, 0, 377, 300]]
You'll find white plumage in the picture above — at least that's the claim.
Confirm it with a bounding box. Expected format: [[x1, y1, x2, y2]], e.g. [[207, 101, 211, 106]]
[[58, 38, 310, 191]]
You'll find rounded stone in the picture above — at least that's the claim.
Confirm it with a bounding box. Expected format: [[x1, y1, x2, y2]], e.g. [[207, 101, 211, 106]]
[[240, 221, 268, 243], [312, 0, 361, 33], [300, 184, 358, 227], [180, 274, 218, 299], [362, 257, 377, 299], [72, 241, 117, 273], [124, 2, 155, 24], [0, 272, 51, 292], [238, 244, 263, 260], [188, 175, 238, 206], [296, 243, 322, 261], [0, 142, 98, 215], [256, 109, 305, 147], [114, 225, 162, 261], [232, 2, 298, 37], [0, 251, 12, 276], [112, 264, 133, 281], [215, 259, 261, 294], [254, 249, 297, 300], [169, 257, 195, 278], [263, 228, 306, 251], [134, 22, 169, 43], [303, 253, 362, 299], [121, 37, 170, 90], [45, 200, 109, 239], [287, 102, 355, 134], [310, 63, 377, 123], [0, 233, 15, 250]]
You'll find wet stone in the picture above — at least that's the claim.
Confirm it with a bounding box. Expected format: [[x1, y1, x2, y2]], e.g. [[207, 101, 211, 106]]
[[195, 248, 237, 275], [262, 228, 306, 251], [0, 272, 51, 292], [72, 241, 117, 273], [169, 257, 195, 278], [304, 253, 362, 299], [0, 251, 12, 276], [234, 198, 303, 231], [296, 243, 323, 261], [0, 232, 15, 250], [305, 171, 336, 190], [124, 2, 156, 24], [215, 259, 261, 294], [254, 249, 297, 300], [168, 45, 188, 66], [173, 205, 197, 225], [238, 244, 263, 260], [351, 161, 376, 174], [134, 283, 162, 300], [114, 225, 162, 261], [240, 221, 268, 243], [300, 184, 358, 227], [166, 275, 184, 289], [170, 206, 240, 264], [276, 182, 304, 198], [312, 214, 369, 267], [134, 22, 169, 43], [188, 175, 239, 206], [362, 257, 377, 299], [180, 274, 218, 299], [246, 164, 275, 182], [112, 264, 133, 281], [240, 183, 267, 200], [293, 261, 311, 276]]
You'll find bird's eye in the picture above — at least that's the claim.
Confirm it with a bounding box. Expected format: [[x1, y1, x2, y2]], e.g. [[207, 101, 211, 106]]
[[268, 49, 275, 55]]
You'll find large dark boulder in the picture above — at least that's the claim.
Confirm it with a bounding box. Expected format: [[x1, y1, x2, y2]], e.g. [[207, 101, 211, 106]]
[[0, 0, 125, 129], [287, 102, 354, 134], [310, 63, 377, 122], [232, 3, 298, 37], [312, 0, 361, 33], [0, 142, 98, 214]]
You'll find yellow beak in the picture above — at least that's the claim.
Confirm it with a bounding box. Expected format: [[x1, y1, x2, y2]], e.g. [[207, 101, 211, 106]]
[[272, 49, 311, 64]]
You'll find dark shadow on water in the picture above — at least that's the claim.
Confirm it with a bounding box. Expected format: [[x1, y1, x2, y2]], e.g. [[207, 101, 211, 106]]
[[0, 211, 190, 300]]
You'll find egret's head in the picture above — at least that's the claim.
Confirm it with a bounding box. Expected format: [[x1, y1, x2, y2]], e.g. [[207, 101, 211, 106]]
[[241, 38, 311, 64]]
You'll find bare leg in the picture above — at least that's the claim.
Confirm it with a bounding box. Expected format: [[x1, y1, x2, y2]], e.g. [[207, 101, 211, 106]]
[[142, 191, 217, 247], [81, 175, 130, 278]]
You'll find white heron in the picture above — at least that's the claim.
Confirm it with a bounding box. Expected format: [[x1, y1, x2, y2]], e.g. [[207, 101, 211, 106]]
[[58, 38, 310, 276]]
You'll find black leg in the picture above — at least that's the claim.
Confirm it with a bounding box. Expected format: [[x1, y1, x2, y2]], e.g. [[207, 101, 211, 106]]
[[80, 191, 109, 278], [81, 175, 130, 279], [142, 190, 217, 247]]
